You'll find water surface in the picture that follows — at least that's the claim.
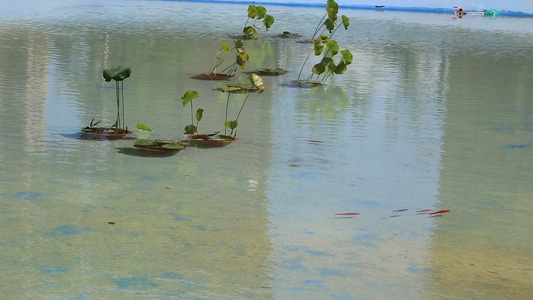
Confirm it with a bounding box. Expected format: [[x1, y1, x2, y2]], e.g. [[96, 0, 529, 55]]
[[0, 1, 532, 299]]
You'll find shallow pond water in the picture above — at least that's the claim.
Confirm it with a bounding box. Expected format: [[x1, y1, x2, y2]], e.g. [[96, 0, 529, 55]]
[[0, 1, 532, 299]]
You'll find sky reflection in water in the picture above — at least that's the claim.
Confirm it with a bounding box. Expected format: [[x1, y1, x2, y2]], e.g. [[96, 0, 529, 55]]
[[0, 1, 532, 299]]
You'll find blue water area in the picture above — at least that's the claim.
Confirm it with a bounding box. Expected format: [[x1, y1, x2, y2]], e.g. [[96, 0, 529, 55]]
[[49, 225, 92, 236], [113, 275, 159, 289], [42, 267, 69, 275], [161, 0, 533, 17], [0, 192, 49, 199], [0, 0, 531, 299], [505, 143, 532, 149]]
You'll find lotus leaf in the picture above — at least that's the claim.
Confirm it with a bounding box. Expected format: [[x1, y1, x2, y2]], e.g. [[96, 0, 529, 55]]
[[161, 144, 185, 150]]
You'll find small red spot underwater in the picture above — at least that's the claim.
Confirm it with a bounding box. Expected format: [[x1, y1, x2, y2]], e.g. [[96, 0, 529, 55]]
[[304, 139, 324, 143], [334, 209, 451, 219], [429, 209, 451, 215]]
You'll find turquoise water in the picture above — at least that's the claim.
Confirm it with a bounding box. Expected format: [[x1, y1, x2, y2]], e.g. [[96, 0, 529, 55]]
[[0, 1, 532, 299]]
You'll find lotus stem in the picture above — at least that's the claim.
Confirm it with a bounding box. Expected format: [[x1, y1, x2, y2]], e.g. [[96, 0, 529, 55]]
[[190, 102, 194, 125], [312, 13, 328, 39], [121, 81, 125, 130], [115, 81, 120, 129], [297, 51, 314, 81], [224, 92, 231, 135], [235, 92, 250, 123]]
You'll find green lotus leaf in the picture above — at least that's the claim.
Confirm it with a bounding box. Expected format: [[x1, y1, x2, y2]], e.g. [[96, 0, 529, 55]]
[[326, 40, 339, 56], [236, 52, 249, 68], [342, 15, 350, 29], [136, 123, 152, 132], [313, 39, 325, 55], [333, 61, 347, 74], [103, 66, 132, 82], [221, 42, 230, 53], [196, 108, 204, 122], [134, 139, 155, 146], [161, 144, 185, 150], [341, 49, 353, 65], [324, 18, 335, 32], [312, 62, 326, 75], [263, 14, 275, 30], [157, 139, 181, 144], [181, 90, 200, 106], [234, 39, 244, 49], [220, 85, 244, 92], [282, 31, 299, 37], [224, 120, 238, 130], [312, 57, 334, 74], [327, 0, 339, 12], [243, 26, 257, 36], [326, 8, 338, 24], [256, 6, 267, 19], [247, 5, 257, 18], [184, 124, 197, 135]]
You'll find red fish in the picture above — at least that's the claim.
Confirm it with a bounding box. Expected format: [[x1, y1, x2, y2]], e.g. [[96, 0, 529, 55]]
[[416, 209, 432, 213], [305, 140, 324, 143], [429, 209, 450, 215], [335, 212, 360, 216]]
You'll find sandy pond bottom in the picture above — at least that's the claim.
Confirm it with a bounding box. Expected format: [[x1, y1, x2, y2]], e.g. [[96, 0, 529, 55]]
[[0, 0, 532, 299]]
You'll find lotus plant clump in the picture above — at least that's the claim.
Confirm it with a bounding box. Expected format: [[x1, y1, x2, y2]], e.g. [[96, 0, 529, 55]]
[[181, 90, 202, 135], [242, 5, 275, 39], [102, 66, 133, 131], [297, 0, 353, 85], [208, 39, 249, 77], [221, 73, 264, 136]]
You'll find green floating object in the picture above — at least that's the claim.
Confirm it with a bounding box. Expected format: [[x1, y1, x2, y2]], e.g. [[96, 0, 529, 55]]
[[484, 9, 499, 17], [161, 144, 185, 150], [103, 66, 132, 82], [137, 123, 152, 132], [134, 139, 155, 146], [157, 139, 181, 144]]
